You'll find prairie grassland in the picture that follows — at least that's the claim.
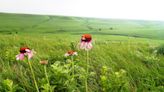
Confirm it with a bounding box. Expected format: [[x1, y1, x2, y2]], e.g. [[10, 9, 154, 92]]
[[0, 13, 164, 92]]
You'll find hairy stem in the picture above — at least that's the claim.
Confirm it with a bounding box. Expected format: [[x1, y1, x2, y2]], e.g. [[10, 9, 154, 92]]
[[28, 60, 39, 92], [85, 50, 89, 92], [44, 65, 52, 92], [71, 56, 75, 78]]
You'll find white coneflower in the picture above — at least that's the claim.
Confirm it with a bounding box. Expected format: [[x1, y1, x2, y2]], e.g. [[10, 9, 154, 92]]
[[16, 47, 39, 92], [16, 47, 35, 60], [64, 50, 78, 57], [80, 34, 93, 50], [79, 34, 93, 92]]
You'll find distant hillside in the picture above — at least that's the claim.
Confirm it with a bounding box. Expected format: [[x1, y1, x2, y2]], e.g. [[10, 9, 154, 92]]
[[0, 13, 164, 39]]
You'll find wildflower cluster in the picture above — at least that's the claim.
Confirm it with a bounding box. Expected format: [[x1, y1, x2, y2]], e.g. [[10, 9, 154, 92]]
[[14, 34, 93, 92]]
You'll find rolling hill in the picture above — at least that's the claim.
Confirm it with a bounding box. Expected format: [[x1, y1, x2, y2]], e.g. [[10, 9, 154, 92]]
[[0, 13, 164, 39]]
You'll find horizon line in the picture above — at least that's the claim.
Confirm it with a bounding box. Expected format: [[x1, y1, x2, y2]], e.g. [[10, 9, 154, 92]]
[[0, 11, 164, 22]]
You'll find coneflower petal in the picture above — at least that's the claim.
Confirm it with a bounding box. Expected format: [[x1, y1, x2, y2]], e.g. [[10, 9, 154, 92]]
[[73, 52, 78, 56], [27, 51, 34, 60], [25, 49, 31, 53], [64, 53, 69, 57], [87, 42, 93, 49], [16, 53, 25, 60]]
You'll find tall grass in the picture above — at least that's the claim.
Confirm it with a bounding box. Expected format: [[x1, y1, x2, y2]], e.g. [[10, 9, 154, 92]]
[[0, 34, 163, 92]]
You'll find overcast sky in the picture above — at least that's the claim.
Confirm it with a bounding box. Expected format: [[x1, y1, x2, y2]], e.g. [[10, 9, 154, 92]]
[[0, 0, 164, 21]]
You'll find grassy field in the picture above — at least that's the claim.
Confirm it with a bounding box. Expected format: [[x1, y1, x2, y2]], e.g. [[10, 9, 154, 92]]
[[0, 13, 164, 92]]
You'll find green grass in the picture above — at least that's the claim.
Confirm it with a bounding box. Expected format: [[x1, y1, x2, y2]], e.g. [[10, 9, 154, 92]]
[[0, 13, 164, 92], [1, 13, 164, 39]]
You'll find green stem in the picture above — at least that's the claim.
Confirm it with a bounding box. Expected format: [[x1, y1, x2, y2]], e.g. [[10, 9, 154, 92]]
[[28, 61, 39, 92], [71, 56, 75, 78], [85, 50, 89, 92], [44, 65, 52, 92]]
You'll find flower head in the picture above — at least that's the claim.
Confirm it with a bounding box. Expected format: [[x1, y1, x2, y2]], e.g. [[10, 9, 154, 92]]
[[16, 47, 35, 60], [64, 50, 78, 57], [20, 47, 30, 53], [81, 34, 92, 42], [40, 60, 48, 65], [80, 34, 93, 50]]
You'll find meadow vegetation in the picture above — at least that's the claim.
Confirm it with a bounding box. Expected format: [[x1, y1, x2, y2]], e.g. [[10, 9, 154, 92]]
[[0, 13, 164, 92]]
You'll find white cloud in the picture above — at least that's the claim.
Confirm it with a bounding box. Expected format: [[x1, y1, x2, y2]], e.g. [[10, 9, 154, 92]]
[[0, 0, 164, 21]]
